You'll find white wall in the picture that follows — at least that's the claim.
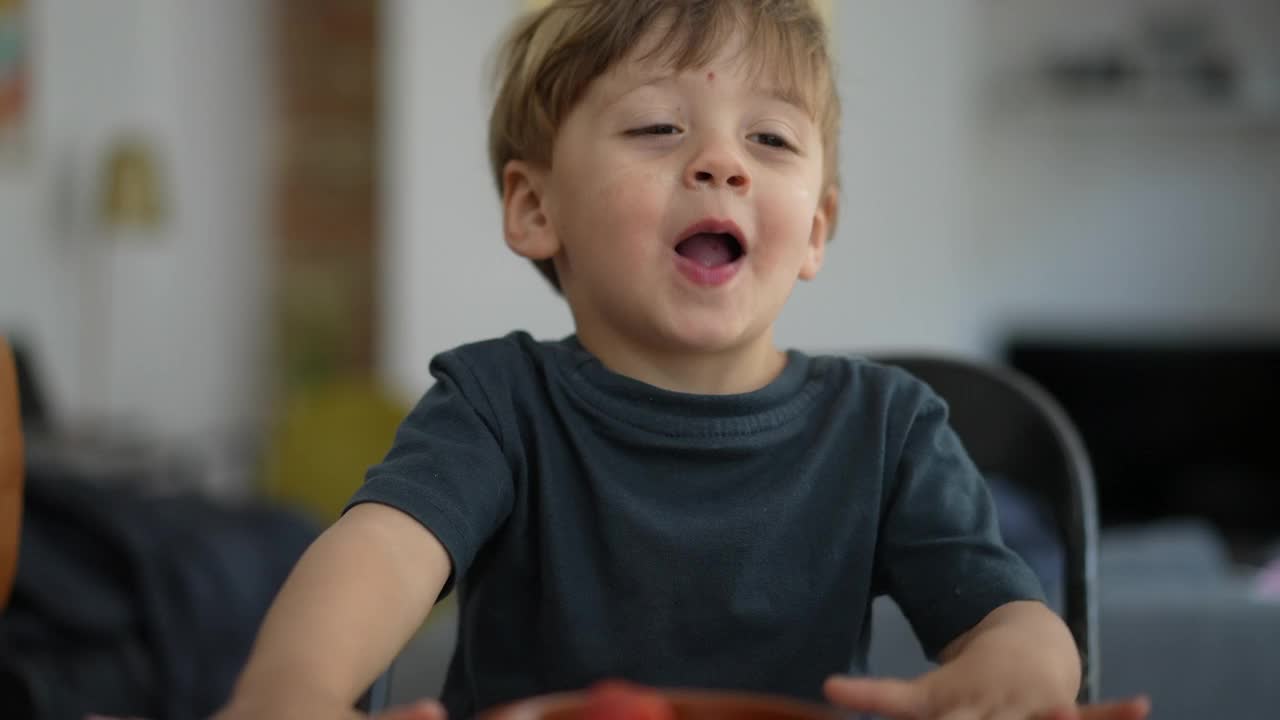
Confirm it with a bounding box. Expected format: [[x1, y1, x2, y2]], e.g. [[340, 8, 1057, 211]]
[[382, 0, 1280, 399], [0, 0, 270, 439], [381, 0, 573, 400], [973, 127, 1280, 346], [971, 0, 1280, 350], [775, 0, 987, 357]]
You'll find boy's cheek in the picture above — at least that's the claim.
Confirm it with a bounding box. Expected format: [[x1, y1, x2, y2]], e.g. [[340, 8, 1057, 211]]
[[550, 167, 671, 259], [581, 167, 678, 231], [755, 184, 817, 233], [755, 169, 820, 205], [590, 162, 678, 203], [789, 180, 817, 205]]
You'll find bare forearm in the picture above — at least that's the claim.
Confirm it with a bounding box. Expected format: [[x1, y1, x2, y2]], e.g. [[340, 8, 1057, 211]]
[[941, 600, 1081, 703], [227, 503, 451, 711]]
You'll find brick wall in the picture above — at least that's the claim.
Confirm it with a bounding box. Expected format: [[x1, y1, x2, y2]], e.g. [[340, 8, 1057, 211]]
[[275, 0, 379, 386]]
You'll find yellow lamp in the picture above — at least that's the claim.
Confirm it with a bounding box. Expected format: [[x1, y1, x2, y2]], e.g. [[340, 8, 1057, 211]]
[[98, 135, 167, 232]]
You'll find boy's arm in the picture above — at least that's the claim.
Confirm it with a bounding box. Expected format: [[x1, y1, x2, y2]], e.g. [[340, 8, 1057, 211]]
[[827, 381, 1148, 718], [218, 502, 452, 717], [824, 600, 1151, 719], [939, 599, 1075, 670], [935, 599, 1080, 704]]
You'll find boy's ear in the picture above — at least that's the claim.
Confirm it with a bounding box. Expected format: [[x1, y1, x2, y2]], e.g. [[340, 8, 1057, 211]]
[[799, 185, 838, 281], [503, 159, 559, 261]]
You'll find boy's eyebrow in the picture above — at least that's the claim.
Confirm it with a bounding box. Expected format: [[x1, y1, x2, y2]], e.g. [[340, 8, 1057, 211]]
[[597, 71, 676, 111], [761, 86, 813, 115]]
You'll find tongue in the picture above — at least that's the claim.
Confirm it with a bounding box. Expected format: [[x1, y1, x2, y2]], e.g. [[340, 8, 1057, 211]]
[[676, 233, 735, 267]]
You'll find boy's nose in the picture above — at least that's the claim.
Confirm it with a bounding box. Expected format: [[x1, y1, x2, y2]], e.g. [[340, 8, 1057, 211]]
[[683, 143, 750, 192]]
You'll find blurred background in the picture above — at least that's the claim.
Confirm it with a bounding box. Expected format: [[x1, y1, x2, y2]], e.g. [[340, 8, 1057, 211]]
[[1, 0, 1278, 717]]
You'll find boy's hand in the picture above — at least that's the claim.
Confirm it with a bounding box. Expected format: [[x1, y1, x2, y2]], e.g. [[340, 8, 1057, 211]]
[[823, 601, 1149, 719], [823, 674, 1150, 720]]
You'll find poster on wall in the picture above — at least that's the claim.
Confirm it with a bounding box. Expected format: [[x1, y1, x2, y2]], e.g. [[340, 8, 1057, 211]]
[[0, 0, 29, 164]]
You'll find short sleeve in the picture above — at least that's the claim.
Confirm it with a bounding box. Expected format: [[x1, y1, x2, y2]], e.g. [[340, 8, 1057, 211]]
[[873, 393, 1046, 660], [344, 353, 515, 598]]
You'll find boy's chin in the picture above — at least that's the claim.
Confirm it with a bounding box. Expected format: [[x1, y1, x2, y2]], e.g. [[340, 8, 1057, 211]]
[[660, 320, 766, 356]]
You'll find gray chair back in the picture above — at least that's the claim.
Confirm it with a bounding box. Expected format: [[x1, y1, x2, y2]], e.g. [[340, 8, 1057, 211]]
[[876, 354, 1100, 702]]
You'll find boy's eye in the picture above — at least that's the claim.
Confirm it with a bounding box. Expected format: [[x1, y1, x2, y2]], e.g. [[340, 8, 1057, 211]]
[[627, 124, 682, 136], [751, 132, 795, 151]]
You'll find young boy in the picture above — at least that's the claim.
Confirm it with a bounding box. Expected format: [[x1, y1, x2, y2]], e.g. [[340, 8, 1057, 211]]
[[219, 2, 1149, 719]]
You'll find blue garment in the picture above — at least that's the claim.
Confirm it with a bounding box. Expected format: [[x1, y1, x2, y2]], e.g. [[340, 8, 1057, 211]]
[[1, 461, 319, 719], [347, 332, 1044, 717]]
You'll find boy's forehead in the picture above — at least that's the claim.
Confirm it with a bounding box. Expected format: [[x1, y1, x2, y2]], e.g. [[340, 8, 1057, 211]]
[[622, 18, 750, 77], [594, 55, 813, 116]]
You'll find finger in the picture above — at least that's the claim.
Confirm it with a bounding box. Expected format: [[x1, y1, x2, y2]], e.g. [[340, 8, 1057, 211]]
[[935, 708, 980, 720], [1076, 696, 1150, 720], [822, 675, 927, 719], [1040, 696, 1151, 720], [374, 699, 448, 720], [987, 706, 1038, 720]]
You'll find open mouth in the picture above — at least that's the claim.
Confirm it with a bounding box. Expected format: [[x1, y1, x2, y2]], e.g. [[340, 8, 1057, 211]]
[[675, 233, 744, 267], [674, 225, 745, 268]]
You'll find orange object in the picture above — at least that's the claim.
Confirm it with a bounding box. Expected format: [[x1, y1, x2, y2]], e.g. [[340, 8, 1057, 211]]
[[582, 681, 676, 720], [0, 337, 24, 611], [480, 684, 843, 720]]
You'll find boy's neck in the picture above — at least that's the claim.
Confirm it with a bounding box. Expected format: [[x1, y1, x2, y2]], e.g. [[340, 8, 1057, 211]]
[[574, 327, 788, 396]]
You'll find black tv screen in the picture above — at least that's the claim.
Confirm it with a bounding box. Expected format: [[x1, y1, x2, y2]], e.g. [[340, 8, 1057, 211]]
[[1007, 338, 1280, 549]]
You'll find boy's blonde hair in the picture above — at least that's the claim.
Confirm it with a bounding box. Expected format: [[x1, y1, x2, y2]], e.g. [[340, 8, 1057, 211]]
[[489, 0, 841, 292]]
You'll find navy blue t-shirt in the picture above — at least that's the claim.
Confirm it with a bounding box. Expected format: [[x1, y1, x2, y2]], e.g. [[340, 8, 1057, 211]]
[[347, 332, 1044, 717]]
